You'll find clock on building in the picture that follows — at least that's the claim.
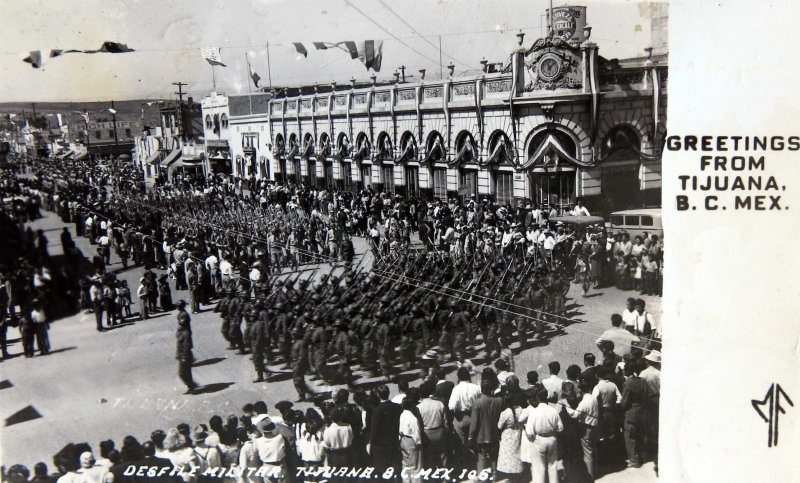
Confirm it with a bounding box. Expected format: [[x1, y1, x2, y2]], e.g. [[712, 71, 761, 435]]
[[537, 54, 562, 82]]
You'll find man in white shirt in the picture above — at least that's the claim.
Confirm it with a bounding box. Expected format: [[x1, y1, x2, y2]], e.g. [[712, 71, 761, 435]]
[[597, 314, 640, 357], [524, 388, 563, 483], [448, 367, 481, 448], [398, 388, 423, 481], [417, 381, 447, 467], [621, 298, 638, 331], [542, 361, 565, 402], [572, 201, 590, 216]]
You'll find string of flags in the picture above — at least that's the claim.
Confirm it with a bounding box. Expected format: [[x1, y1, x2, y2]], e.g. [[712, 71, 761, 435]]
[[293, 40, 383, 72], [22, 42, 135, 69], [199, 39, 384, 84]]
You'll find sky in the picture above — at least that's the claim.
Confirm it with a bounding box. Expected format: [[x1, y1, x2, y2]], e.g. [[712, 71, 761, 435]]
[[0, 0, 660, 103]]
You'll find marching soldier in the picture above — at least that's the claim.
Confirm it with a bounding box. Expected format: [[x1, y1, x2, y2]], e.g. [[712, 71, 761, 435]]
[[449, 299, 470, 364], [227, 292, 245, 354], [215, 289, 233, 346], [290, 325, 310, 402], [250, 303, 268, 383], [310, 317, 330, 382], [175, 300, 198, 395]]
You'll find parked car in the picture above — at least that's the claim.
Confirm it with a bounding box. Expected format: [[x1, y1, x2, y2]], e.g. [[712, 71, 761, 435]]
[[548, 215, 606, 235], [609, 208, 663, 239]]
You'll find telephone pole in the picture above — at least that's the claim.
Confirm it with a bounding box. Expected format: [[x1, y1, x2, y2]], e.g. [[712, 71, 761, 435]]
[[172, 82, 188, 139], [172, 82, 188, 102]]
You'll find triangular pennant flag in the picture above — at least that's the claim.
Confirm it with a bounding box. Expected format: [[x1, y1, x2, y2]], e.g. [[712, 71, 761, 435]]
[[292, 43, 308, 58], [92, 41, 135, 53], [22, 51, 43, 69], [200, 47, 226, 67]]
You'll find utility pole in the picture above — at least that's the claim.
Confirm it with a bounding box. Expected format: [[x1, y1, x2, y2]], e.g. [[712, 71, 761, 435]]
[[111, 100, 119, 147], [173, 81, 188, 140], [172, 82, 187, 102]]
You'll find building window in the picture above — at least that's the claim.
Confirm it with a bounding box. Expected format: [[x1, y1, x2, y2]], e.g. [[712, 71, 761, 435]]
[[108, 130, 115, 138], [405, 166, 419, 197], [432, 168, 448, 201], [381, 165, 394, 194], [221, 114, 228, 128], [308, 160, 317, 186], [325, 162, 334, 188], [361, 165, 372, 187], [342, 162, 352, 190], [495, 171, 514, 205], [125, 128, 132, 138], [95, 131, 101, 138], [459, 169, 478, 200]]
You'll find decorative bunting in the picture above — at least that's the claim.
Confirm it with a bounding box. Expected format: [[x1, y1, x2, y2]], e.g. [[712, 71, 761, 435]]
[[292, 42, 308, 58], [357, 40, 383, 72], [22, 51, 43, 69]]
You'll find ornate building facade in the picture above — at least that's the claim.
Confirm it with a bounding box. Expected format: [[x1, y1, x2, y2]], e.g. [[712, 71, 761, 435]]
[[208, 7, 668, 215]]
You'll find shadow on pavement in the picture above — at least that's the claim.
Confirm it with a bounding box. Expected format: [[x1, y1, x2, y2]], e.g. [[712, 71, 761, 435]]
[[195, 382, 234, 394], [193, 357, 226, 367], [47, 346, 77, 355], [4, 405, 43, 427]]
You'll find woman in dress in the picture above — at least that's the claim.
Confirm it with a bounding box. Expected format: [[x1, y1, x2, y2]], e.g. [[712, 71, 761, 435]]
[[496, 392, 527, 483]]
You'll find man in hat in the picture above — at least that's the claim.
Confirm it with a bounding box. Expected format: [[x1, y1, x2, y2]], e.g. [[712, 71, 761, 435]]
[[175, 300, 197, 394], [253, 416, 287, 481], [188, 265, 200, 314]]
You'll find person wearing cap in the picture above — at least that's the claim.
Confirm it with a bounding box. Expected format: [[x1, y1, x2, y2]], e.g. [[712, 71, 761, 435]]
[[175, 300, 197, 395]]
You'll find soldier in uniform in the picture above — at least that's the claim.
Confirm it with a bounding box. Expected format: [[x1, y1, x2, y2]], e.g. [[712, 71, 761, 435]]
[[480, 293, 501, 362], [250, 303, 268, 383], [242, 297, 259, 350], [290, 325, 310, 402], [215, 289, 233, 346], [373, 310, 393, 379], [449, 300, 469, 364], [227, 291, 245, 353], [175, 300, 198, 395], [310, 317, 330, 382], [272, 302, 292, 368]]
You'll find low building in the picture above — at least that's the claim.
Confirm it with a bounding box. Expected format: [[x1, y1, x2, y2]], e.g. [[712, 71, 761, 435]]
[[136, 99, 204, 188]]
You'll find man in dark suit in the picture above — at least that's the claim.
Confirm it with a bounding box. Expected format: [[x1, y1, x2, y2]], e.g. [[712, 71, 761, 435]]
[[369, 384, 402, 477], [468, 379, 504, 479], [621, 358, 649, 468], [431, 367, 455, 403]]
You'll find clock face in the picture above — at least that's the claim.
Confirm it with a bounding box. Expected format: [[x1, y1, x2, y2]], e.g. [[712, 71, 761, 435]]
[[538, 56, 561, 81]]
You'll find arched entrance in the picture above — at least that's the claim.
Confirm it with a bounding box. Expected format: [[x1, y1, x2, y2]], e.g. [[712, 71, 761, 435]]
[[522, 128, 587, 213]]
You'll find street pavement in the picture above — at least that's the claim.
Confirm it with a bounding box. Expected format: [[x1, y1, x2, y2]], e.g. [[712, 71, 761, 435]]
[[0, 209, 659, 482]]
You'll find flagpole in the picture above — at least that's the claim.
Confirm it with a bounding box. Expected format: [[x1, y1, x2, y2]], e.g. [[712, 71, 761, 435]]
[[246, 52, 253, 115], [212, 65, 217, 92], [266, 42, 273, 90]]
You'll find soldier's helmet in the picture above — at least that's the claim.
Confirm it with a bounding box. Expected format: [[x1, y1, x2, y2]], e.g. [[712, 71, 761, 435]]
[[273, 301, 285, 311]]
